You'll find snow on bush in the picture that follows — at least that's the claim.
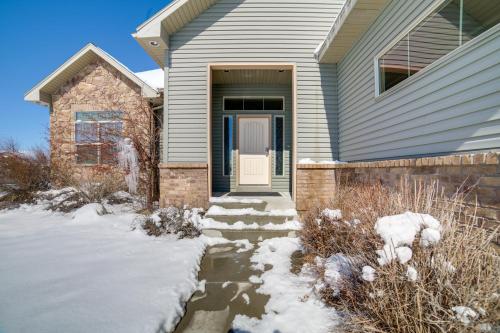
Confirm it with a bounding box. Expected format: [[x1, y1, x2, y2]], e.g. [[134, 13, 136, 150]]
[[406, 266, 418, 282], [322, 254, 354, 295], [375, 212, 441, 266], [37, 187, 90, 212], [420, 227, 441, 247], [321, 208, 342, 220], [140, 206, 202, 239], [362, 266, 376, 282], [452, 306, 478, 325]]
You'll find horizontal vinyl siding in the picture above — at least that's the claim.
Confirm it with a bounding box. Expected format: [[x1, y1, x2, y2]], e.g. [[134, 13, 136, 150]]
[[212, 84, 293, 193], [166, 0, 343, 163], [337, 0, 500, 161]]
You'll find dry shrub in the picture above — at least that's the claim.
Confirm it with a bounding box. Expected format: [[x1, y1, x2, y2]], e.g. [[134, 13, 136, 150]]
[[300, 178, 500, 333], [76, 166, 126, 202], [0, 142, 50, 204], [140, 206, 201, 239]]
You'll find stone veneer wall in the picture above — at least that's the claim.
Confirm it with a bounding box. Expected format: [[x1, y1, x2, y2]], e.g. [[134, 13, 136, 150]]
[[159, 163, 209, 208], [297, 152, 500, 239], [50, 59, 152, 179]]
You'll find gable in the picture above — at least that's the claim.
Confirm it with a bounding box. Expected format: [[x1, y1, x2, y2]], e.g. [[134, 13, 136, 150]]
[[25, 44, 160, 106]]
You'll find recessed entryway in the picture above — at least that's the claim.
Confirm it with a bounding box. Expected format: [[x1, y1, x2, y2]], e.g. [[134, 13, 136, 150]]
[[209, 64, 296, 197]]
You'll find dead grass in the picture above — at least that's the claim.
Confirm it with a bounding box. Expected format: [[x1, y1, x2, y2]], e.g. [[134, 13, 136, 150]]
[[300, 178, 499, 333]]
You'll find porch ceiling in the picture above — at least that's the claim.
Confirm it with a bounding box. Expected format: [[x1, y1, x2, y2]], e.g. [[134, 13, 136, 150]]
[[212, 69, 292, 85]]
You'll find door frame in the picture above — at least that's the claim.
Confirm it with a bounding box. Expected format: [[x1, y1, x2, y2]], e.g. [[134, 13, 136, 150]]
[[207, 63, 297, 199], [236, 114, 272, 188]]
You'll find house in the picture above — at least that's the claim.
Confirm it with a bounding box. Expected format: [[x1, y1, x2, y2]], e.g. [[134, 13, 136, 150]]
[[26, 0, 500, 221], [25, 44, 164, 181]]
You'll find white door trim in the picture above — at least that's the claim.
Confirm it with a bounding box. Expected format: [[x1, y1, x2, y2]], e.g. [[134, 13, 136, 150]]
[[236, 115, 272, 187]]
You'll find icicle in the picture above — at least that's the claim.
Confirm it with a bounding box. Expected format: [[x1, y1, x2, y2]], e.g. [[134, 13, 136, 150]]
[[117, 138, 139, 194]]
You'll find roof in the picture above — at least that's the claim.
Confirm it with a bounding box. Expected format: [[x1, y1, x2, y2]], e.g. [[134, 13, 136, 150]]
[[315, 0, 389, 63], [132, 0, 218, 67], [25, 43, 161, 106], [134, 69, 164, 90]]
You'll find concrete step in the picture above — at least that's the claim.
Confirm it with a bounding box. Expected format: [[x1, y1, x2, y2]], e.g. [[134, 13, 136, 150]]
[[202, 229, 297, 241], [208, 198, 267, 211], [205, 205, 298, 225]]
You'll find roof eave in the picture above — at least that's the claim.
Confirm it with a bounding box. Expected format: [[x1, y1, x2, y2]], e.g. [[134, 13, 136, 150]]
[[24, 43, 160, 106], [315, 0, 390, 64]]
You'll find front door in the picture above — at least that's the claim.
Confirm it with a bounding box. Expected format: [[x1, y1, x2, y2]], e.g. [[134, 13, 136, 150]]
[[238, 117, 270, 186]]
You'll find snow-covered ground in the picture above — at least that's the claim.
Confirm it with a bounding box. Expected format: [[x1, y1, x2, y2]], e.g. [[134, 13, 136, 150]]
[[233, 238, 340, 333], [0, 203, 220, 333]]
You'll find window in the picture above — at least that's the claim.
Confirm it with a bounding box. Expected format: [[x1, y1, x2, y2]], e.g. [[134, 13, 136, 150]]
[[223, 97, 284, 111], [223, 115, 233, 176], [274, 116, 284, 176], [377, 0, 500, 95], [75, 111, 123, 165]]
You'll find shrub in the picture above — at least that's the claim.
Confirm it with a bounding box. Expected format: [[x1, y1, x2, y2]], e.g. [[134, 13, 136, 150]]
[[300, 179, 500, 333], [141, 206, 202, 239], [0, 141, 50, 206]]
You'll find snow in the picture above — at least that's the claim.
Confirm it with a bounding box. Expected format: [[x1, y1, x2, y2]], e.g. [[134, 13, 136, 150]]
[[321, 208, 342, 220], [322, 254, 353, 295], [420, 228, 441, 247], [374, 212, 441, 265], [197, 218, 302, 230], [395, 246, 413, 264], [362, 266, 376, 282], [134, 68, 164, 90], [242, 293, 250, 305], [406, 266, 418, 282], [209, 197, 264, 204], [197, 279, 207, 294], [232, 238, 340, 333], [452, 306, 478, 325], [222, 281, 231, 288], [206, 205, 297, 217], [118, 138, 139, 194], [0, 204, 219, 333], [249, 275, 263, 284], [298, 158, 346, 165]]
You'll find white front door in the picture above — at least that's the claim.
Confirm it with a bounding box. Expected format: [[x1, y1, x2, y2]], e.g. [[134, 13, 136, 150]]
[[238, 117, 270, 186]]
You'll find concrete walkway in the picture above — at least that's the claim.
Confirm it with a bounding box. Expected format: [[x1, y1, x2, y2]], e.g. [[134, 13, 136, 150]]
[[174, 195, 298, 333], [173, 241, 268, 333]]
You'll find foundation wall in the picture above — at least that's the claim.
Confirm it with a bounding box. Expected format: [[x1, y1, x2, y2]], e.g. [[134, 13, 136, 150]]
[[159, 163, 209, 208], [297, 152, 500, 239]]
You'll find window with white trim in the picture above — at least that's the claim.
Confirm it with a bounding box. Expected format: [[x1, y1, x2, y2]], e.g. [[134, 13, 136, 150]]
[[75, 111, 123, 165], [377, 0, 500, 95], [274, 116, 285, 176]]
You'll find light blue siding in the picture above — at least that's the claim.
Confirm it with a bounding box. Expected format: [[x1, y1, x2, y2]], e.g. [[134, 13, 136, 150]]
[[337, 0, 500, 161], [165, 0, 343, 163]]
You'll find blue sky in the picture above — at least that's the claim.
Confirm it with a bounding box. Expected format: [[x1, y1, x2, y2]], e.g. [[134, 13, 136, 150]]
[[0, 0, 170, 149]]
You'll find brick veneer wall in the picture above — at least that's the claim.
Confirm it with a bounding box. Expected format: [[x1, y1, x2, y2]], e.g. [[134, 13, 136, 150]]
[[297, 152, 500, 237], [159, 163, 209, 208], [50, 59, 153, 180]]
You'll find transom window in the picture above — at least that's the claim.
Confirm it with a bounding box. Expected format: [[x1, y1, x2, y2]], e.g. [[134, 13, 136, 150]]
[[75, 111, 123, 165], [223, 97, 284, 111], [377, 0, 500, 95]]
